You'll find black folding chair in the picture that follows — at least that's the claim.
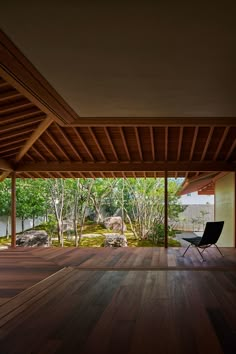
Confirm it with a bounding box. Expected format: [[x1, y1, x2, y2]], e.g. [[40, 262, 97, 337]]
[[182, 221, 224, 261]]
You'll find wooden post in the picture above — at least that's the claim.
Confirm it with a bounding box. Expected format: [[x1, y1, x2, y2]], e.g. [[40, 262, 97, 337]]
[[11, 171, 16, 248], [164, 170, 168, 248]]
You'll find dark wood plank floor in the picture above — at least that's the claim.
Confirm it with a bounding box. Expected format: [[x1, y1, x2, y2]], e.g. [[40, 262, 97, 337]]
[[20, 246, 236, 269], [0, 247, 236, 354]]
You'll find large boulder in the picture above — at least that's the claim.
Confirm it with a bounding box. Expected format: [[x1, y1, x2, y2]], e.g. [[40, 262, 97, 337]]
[[103, 216, 127, 232], [16, 230, 49, 247], [104, 234, 128, 247]]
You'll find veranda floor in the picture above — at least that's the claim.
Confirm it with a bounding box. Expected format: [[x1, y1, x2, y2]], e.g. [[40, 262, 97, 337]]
[[0, 246, 236, 354]]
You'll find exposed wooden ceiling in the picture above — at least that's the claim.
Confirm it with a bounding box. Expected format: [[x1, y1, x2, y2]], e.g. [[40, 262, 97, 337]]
[[0, 26, 235, 184]]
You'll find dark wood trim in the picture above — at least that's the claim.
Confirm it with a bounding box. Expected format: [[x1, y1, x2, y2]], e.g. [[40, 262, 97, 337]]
[[235, 172, 236, 247], [164, 170, 168, 248], [68, 117, 236, 127], [11, 171, 16, 248], [0, 29, 78, 125], [16, 161, 236, 172]]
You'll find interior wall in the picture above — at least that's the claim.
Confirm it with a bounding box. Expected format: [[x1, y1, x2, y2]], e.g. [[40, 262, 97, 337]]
[[215, 172, 235, 247]]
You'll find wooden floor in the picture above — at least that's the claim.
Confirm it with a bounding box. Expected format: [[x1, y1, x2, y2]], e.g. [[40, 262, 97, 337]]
[[0, 247, 236, 354]]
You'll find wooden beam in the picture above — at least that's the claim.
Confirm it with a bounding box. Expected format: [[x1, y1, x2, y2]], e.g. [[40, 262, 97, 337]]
[[56, 125, 82, 160], [44, 130, 71, 161], [31, 146, 47, 161], [177, 127, 183, 160], [68, 117, 236, 127], [1, 115, 45, 133], [0, 90, 22, 102], [0, 127, 34, 142], [226, 139, 236, 160], [120, 128, 131, 160], [0, 159, 13, 171], [37, 139, 58, 160], [73, 128, 94, 160], [0, 99, 32, 114], [16, 161, 236, 172], [189, 127, 199, 160], [0, 107, 41, 125], [164, 170, 168, 248], [213, 127, 230, 160], [201, 127, 214, 160], [15, 116, 53, 162], [135, 127, 143, 160], [11, 171, 16, 248], [88, 127, 106, 160], [150, 127, 155, 161], [104, 127, 118, 160]]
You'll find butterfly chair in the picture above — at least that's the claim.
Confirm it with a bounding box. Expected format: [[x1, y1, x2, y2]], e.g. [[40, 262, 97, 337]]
[[182, 221, 224, 261]]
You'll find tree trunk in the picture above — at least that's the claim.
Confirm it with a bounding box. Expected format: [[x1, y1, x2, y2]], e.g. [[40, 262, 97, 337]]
[[6, 215, 10, 238], [21, 217, 25, 232], [33, 215, 35, 228]]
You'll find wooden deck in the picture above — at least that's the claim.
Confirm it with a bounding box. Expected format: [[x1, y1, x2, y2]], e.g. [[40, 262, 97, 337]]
[[0, 247, 236, 353]]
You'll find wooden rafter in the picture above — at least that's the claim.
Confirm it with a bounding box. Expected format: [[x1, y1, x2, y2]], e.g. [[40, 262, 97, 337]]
[[0, 90, 22, 102], [104, 127, 118, 160], [73, 128, 94, 161], [150, 127, 155, 161], [25, 152, 35, 161], [177, 127, 183, 160], [119, 127, 130, 160], [0, 143, 24, 155], [88, 127, 106, 160], [189, 127, 199, 160], [0, 99, 32, 114], [16, 161, 236, 172], [0, 136, 27, 148], [0, 107, 41, 124], [135, 127, 143, 160], [37, 139, 58, 160], [201, 127, 214, 160], [31, 146, 47, 161], [213, 127, 230, 160], [226, 139, 236, 160], [1, 116, 45, 133], [44, 130, 71, 161], [56, 125, 82, 160], [0, 127, 34, 142]]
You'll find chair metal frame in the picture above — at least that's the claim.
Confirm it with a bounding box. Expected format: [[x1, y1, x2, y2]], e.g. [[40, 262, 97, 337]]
[[181, 221, 224, 262]]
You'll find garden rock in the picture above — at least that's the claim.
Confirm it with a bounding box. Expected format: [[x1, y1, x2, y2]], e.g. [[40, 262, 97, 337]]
[[104, 234, 128, 247], [16, 230, 49, 247], [103, 216, 127, 232]]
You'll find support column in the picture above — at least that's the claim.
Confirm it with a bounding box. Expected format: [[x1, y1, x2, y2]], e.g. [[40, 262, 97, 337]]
[[164, 170, 168, 248], [11, 171, 16, 248]]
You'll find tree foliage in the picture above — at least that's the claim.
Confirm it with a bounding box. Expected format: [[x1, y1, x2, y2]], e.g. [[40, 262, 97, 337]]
[[0, 177, 184, 245]]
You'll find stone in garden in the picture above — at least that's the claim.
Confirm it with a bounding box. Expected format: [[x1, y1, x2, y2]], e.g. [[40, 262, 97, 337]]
[[104, 234, 128, 247], [103, 216, 127, 232], [16, 230, 49, 247]]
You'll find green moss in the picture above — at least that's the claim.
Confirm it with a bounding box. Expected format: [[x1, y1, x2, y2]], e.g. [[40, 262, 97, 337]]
[[0, 236, 10, 246]]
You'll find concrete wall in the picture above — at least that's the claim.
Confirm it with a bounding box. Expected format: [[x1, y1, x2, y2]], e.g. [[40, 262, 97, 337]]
[[175, 204, 214, 232], [0, 216, 44, 237], [215, 172, 235, 247]]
